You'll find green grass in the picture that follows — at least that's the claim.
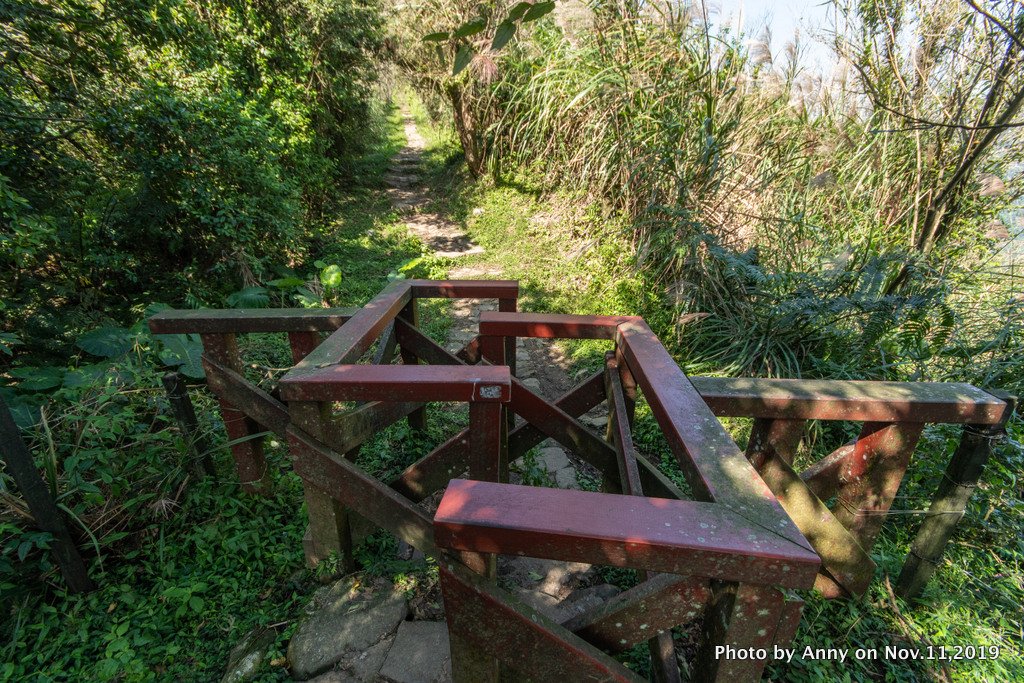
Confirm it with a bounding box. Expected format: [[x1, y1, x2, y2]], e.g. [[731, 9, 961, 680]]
[[403, 100, 1024, 681]]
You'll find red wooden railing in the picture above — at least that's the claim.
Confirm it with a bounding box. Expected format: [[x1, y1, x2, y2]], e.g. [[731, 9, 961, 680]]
[[148, 280, 1013, 683]]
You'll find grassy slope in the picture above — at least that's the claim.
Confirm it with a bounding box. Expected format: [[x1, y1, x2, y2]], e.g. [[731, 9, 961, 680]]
[[407, 99, 1024, 682]]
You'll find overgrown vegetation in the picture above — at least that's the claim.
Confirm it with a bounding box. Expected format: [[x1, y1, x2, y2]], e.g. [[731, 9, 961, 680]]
[[3, 0, 1023, 681], [390, 1, 1024, 679]]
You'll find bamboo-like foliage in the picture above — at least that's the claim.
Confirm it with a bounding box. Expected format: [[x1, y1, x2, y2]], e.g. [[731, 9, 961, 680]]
[[392, 1, 1022, 388]]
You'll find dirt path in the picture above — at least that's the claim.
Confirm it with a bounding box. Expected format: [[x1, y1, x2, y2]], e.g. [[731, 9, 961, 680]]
[[386, 107, 621, 625], [385, 111, 483, 258]]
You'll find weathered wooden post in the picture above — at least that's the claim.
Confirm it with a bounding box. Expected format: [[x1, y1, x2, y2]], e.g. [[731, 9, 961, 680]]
[[161, 372, 215, 478], [0, 397, 95, 593], [895, 392, 1016, 601]]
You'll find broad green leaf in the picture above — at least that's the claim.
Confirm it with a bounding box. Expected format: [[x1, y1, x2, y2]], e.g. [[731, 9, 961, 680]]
[[522, 1, 555, 22], [491, 21, 517, 51], [453, 19, 485, 39], [0, 332, 19, 356], [267, 276, 306, 289], [422, 31, 449, 42], [157, 334, 205, 378], [225, 286, 269, 308], [398, 257, 424, 273], [320, 264, 343, 289], [63, 363, 112, 389], [507, 2, 533, 21], [77, 326, 134, 358], [453, 45, 475, 76], [8, 366, 65, 391]]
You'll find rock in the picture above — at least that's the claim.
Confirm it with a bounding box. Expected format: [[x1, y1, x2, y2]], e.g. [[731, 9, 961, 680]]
[[537, 447, 570, 473], [516, 585, 611, 624], [472, 207, 485, 216], [555, 468, 578, 489], [288, 578, 408, 680], [581, 414, 608, 429], [500, 556, 594, 600], [221, 627, 277, 683], [308, 670, 358, 683], [521, 377, 541, 391], [346, 634, 396, 681], [516, 588, 563, 622], [379, 621, 452, 683], [569, 583, 622, 602]]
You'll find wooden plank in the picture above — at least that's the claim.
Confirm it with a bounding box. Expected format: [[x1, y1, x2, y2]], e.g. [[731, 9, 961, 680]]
[[770, 595, 805, 649], [605, 352, 684, 681], [148, 307, 354, 334], [746, 419, 876, 597], [478, 311, 641, 340], [692, 377, 1006, 425], [616, 321, 811, 551], [288, 427, 435, 556], [563, 573, 709, 652], [635, 453, 690, 500], [469, 402, 505, 483], [408, 279, 519, 300], [288, 331, 322, 364], [439, 562, 644, 683], [325, 400, 425, 456], [0, 397, 95, 593], [202, 356, 290, 438], [833, 421, 925, 548], [693, 582, 786, 683], [161, 372, 215, 478], [800, 442, 855, 501], [606, 354, 642, 495], [896, 394, 1015, 599], [390, 429, 470, 502], [396, 299, 427, 432], [201, 333, 269, 493], [388, 371, 607, 503], [434, 480, 819, 588], [372, 321, 398, 366], [286, 280, 412, 377], [279, 364, 511, 403], [509, 378, 621, 491], [508, 370, 606, 457]]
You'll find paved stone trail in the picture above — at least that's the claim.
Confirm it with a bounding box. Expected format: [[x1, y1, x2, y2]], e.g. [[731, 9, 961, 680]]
[[271, 108, 622, 683]]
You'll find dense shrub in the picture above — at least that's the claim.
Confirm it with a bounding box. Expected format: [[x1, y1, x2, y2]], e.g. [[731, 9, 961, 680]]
[[0, 0, 385, 357]]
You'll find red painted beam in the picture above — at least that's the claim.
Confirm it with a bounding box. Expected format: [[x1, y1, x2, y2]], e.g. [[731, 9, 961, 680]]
[[478, 312, 641, 340], [434, 480, 820, 588], [279, 365, 511, 402], [616, 321, 813, 551], [285, 280, 412, 378], [148, 307, 354, 334], [692, 377, 1007, 425], [408, 279, 519, 300]]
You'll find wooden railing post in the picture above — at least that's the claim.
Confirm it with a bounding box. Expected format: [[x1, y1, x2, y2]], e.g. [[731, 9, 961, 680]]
[[0, 397, 95, 593], [161, 372, 215, 478], [290, 400, 356, 571], [896, 393, 1016, 601], [200, 333, 270, 493], [397, 297, 427, 432]]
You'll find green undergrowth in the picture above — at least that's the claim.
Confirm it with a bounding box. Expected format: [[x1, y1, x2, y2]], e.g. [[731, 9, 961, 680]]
[[0, 101, 451, 682], [405, 99, 1024, 681]]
